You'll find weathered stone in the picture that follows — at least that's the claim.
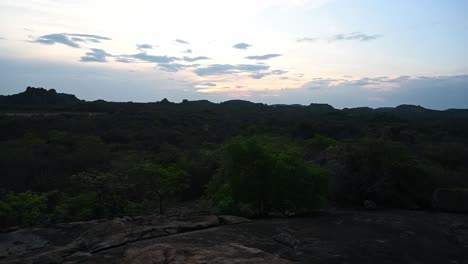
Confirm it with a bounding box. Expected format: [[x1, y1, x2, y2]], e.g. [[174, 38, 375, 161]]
[[121, 243, 292, 264], [0, 230, 49, 258], [31, 254, 60, 264], [218, 215, 252, 225], [2, 209, 468, 264], [273, 233, 300, 248]]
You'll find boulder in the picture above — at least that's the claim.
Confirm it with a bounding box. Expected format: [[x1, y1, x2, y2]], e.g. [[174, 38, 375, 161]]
[[433, 188, 468, 213]]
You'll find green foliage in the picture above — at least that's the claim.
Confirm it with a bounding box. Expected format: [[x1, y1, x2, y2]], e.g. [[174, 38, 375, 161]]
[[53, 192, 99, 222], [129, 163, 189, 214], [0, 191, 48, 227], [329, 139, 436, 208], [304, 134, 337, 159], [206, 136, 328, 216], [1, 96, 468, 226]]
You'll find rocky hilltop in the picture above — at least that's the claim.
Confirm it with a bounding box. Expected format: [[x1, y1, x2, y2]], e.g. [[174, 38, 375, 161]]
[[0, 87, 81, 106], [1, 207, 467, 264]]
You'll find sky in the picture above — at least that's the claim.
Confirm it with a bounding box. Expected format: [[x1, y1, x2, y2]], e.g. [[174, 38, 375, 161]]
[[0, 0, 467, 109]]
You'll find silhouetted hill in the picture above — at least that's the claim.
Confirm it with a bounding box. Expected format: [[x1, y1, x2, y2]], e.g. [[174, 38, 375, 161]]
[[0, 87, 81, 106], [1, 87, 467, 115], [307, 103, 336, 112]]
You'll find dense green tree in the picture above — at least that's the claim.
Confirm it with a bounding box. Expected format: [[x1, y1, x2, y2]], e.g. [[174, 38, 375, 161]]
[[328, 139, 437, 208], [206, 136, 328, 216]]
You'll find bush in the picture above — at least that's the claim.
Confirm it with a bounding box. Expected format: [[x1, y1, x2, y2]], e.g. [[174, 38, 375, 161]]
[[0, 191, 49, 227]]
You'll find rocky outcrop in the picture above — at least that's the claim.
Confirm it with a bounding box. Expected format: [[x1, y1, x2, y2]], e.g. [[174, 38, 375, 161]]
[[119, 243, 292, 264], [0, 87, 81, 106], [1, 210, 468, 264], [0, 213, 245, 263]]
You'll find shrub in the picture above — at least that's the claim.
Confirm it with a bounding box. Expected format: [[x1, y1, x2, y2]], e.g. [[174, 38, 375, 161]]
[[0, 191, 48, 227]]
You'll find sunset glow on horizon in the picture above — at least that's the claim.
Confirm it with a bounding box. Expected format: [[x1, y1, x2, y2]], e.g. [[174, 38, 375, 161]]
[[1, 0, 467, 109]]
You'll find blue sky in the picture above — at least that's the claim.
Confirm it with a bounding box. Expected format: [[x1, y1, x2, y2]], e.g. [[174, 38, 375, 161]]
[[0, 0, 467, 109]]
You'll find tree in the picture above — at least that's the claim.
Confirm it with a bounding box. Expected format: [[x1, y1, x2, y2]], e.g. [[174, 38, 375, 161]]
[[130, 164, 189, 214], [328, 139, 436, 208], [206, 136, 328, 217]]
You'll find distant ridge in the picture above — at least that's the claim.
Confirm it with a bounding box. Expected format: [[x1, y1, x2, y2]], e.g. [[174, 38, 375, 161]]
[[0, 87, 81, 106], [0, 87, 466, 113]]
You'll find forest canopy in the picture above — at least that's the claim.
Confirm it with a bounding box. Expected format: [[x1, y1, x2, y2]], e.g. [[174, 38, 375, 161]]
[[1, 88, 468, 227]]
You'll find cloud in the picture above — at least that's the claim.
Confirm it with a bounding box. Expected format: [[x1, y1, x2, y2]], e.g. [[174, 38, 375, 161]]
[[183, 49, 192, 53], [32, 33, 111, 48], [137, 44, 153, 50], [117, 52, 180, 64], [245, 54, 282, 60], [80, 49, 112, 62], [115, 52, 207, 72], [183, 56, 210, 62], [271, 70, 288, 75], [66, 34, 111, 41], [250, 69, 288, 79], [175, 39, 190, 44], [297, 37, 318, 43], [158, 63, 198, 72], [0, 37, 5, 40], [331, 32, 381, 42], [195, 82, 217, 88], [33, 33, 80, 48], [193, 64, 270, 76], [233, 43, 252, 50]]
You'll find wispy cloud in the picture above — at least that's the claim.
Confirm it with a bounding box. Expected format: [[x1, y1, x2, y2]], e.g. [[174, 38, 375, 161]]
[[175, 39, 190, 44], [115, 52, 206, 72], [195, 82, 217, 88], [296, 37, 318, 43], [193, 64, 270, 76], [80, 49, 112, 62], [117, 52, 179, 64], [158, 63, 198, 72], [137, 44, 153, 50], [331, 32, 381, 42], [233, 43, 252, 50], [183, 56, 210, 62], [298, 32, 381, 43], [183, 49, 192, 54], [32, 33, 111, 48], [245, 54, 282, 60], [251, 69, 288, 79]]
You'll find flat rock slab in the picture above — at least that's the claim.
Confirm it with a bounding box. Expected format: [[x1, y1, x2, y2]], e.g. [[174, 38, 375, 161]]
[[1, 210, 468, 264], [218, 215, 252, 225]]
